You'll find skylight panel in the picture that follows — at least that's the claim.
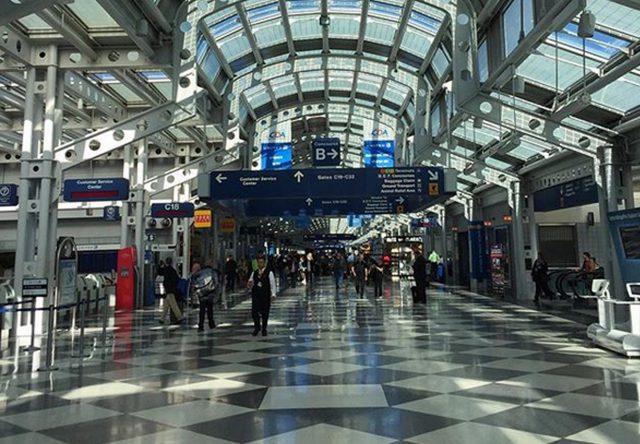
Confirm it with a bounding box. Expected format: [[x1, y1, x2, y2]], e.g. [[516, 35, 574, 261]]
[[329, 0, 362, 12], [212, 15, 242, 38], [409, 11, 440, 33], [287, 0, 321, 13], [247, 2, 280, 23], [370, 1, 403, 19], [549, 22, 630, 60]]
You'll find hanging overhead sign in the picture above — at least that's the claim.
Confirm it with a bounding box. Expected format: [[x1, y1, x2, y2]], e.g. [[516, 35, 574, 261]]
[[261, 142, 292, 170], [102, 206, 121, 222], [533, 176, 598, 212], [240, 194, 447, 217], [193, 209, 212, 229], [63, 178, 130, 202], [150, 202, 194, 218], [313, 138, 341, 167], [220, 217, 236, 233], [608, 208, 640, 285], [205, 166, 446, 200], [0, 184, 18, 206], [363, 140, 395, 168]]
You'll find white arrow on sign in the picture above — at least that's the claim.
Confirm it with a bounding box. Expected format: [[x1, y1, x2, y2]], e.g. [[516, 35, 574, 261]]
[[328, 149, 339, 159], [428, 170, 439, 181], [395, 196, 405, 204], [294, 171, 304, 183], [306, 198, 313, 206], [215, 173, 227, 184]]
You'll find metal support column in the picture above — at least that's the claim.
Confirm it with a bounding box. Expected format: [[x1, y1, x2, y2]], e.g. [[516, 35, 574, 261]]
[[596, 146, 624, 301], [510, 181, 527, 300], [171, 157, 181, 265], [14, 68, 38, 307], [134, 139, 148, 308], [439, 207, 447, 283], [526, 188, 539, 264], [413, 78, 430, 163], [181, 176, 191, 278], [212, 212, 219, 268], [120, 145, 134, 247], [467, 198, 483, 293]]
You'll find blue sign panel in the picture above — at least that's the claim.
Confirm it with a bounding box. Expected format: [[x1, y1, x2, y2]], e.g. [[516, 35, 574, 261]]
[[102, 206, 121, 222], [533, 176, 598, 212], [313, 138, 341, 167], [347, 215, 363, 228], [208, 167, 444, 200], [608, 208, 640, 286], [261, 142, 292, 170], [63, 178, 129, 202], [469, 221, 488, 281], [240, 194, 449, 217], [363, 140, 395, 168], [0, 184, 18, 206], [150, 202, 195, 218]]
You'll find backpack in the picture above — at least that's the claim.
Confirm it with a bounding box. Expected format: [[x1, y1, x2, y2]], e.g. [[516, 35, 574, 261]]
[[176, 278, 189, 300]]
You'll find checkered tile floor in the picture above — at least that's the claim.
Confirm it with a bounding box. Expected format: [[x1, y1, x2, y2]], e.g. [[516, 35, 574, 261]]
[[1, 278, 639, 443]]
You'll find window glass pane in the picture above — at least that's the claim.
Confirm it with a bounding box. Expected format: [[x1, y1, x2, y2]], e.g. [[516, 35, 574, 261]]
[[478, 40, 489, 83], [430, 103, 441, 135], [503, 0, 534, 56], [432, 48, 449, 77]]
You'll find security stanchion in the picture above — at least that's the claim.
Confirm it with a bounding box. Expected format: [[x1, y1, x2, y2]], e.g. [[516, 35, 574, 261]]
[[38, 304, 59, 372], [72, 296, 90, 358], [96, 296, 111, 349], [21, 297, 41, 352]]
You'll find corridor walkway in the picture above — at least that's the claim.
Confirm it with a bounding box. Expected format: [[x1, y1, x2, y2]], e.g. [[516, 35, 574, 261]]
[[1, 279, 639, 443]]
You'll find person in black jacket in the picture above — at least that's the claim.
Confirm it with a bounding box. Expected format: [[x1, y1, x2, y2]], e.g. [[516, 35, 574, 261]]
[[247, 255, 277, 336], [369, 257, 384, 299], [157, 257, 184, 324], [532, 252, 553, 304], [224, 255, 238, 292], [412, 249, 428, 303], [191, 262, 219, 332]]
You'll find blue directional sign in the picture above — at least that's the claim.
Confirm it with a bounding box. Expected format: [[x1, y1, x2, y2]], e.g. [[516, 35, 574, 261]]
[[0, 184, 18, 206], [533, 176, 598, 212], [363, 140, 395, 168], [313, 138, 341, 167], [150, 202, 195, 218], [261, 142, 292, 170], [206, 167, 445, 200], [239, 194, 447, 217], [63, 178, 129, 202], [102, 206, 121, 222]]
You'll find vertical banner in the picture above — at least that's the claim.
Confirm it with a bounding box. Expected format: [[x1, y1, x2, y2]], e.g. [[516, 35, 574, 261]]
[[362, 123, 395, 167], [260, 120, 292, 170], [469, 221, 488, 281], [608, 208, 640, 286]]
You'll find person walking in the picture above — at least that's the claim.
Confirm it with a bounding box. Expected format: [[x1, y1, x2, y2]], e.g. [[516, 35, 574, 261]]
[[287, 254, 299, 288], [412, 249, 428, 303], [532, 252, 553, 305], [332, 252, 347, 290], [369, 257, 384, 299], [191, 262, 219, 331], [352, 254, 368, 298], [428, 250, 440, 283], [157, 258, 184, 324], [224, 255, 238, 292], [247, 255, 277, 336]]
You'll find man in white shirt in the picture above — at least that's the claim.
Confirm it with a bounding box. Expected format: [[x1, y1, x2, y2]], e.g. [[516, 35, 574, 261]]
[[247, 255, 277, 336]]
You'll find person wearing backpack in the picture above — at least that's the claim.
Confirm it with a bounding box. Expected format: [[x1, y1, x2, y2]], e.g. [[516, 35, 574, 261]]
[[191, 262, 219, 332], [157, 257, 184, 324], [352, 254, 368, 297]]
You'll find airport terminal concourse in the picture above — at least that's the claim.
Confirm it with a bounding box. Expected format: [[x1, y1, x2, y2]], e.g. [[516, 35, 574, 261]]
[[1, 0, 640, 443]]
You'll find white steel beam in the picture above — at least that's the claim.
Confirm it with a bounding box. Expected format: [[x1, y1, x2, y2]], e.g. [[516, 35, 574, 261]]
[[0, 0, 72, 26], [0, 25, 32, 65], [64, 71, 127, 120], [137, 0, 173, 35], [55, 92, 205, 170], [278, 0, 296, 57], [96, 0, 159, 58], [389, 0, 415, 62], [419, 14, 451, 76], [37, 8, 98, 60], [236, 4, 264, 65], [356, 0, 370, 55], [58, 47, 172, 70]]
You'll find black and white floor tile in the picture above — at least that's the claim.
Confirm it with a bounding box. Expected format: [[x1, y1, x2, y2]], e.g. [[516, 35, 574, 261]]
[[1, 278, 639, 443]]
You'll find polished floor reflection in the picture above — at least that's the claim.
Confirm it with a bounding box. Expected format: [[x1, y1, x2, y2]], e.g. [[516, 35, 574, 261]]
[[1, 278, 640, 443]]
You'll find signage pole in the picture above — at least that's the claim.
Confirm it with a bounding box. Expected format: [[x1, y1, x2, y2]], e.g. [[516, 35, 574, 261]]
[[38, 304, 59, 372], [22, 298, 40, 352]]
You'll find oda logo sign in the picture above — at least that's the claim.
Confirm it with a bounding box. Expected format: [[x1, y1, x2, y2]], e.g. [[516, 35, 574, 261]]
[[269, 130, 287, 139], [371, 128, 390, 137]]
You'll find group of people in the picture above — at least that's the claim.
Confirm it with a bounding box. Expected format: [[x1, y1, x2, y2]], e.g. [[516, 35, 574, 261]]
[[531, 251, 602, 305]]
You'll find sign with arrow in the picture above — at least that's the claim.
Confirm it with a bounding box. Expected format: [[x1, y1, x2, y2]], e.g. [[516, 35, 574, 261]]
[[313, 138, 341, 167], [363, 140, 395, 168], [239, 194, 449, 217], [205, 166, 446, 201]]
